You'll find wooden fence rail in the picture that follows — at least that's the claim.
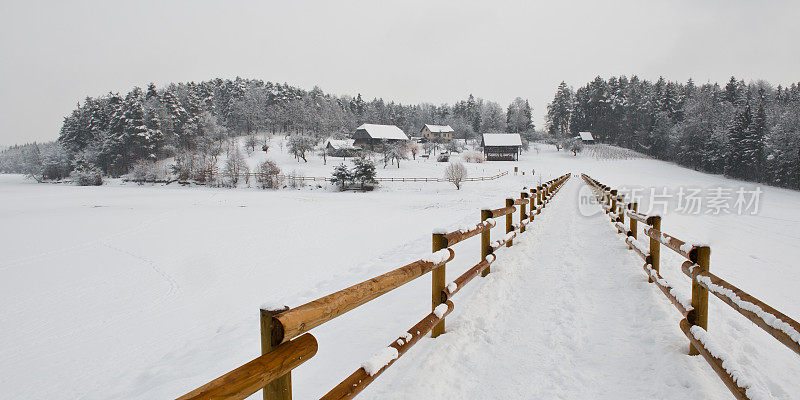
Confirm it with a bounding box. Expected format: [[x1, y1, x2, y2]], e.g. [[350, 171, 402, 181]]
[[184, 170, 510, 184], [581, 173, 800, 400], [178, 173, 572, 400]]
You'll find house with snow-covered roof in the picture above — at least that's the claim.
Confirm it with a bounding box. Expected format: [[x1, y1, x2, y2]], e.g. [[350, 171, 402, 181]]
[[352, 124, 409, 149], [325, 138, 361, 157], [481, 133, 523, 161], [579, 131, 595, 144], [420, 124, 454, 141]]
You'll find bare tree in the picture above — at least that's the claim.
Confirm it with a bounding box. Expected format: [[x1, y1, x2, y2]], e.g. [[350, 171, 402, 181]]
[[444, 161, 468, 190], [389, 142, 408, 168], [407, 141, 419, 160], [245, 134, 258, 155], [223, 146, 248, 187], [567, 137, 583, 156], [288, 134, 315, 162]]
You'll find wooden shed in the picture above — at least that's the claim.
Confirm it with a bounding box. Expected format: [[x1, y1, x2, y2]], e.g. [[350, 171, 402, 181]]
[[325, 139, 361, 157], [481, 133, 523, 161], [352, 124, 409, 149]]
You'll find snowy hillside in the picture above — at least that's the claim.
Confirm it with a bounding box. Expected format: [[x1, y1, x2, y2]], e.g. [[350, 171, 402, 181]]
[[1, 144, 799, 399]]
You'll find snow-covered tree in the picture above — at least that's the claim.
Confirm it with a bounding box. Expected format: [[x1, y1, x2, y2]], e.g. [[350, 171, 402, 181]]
[[444, 161, 467, 190]]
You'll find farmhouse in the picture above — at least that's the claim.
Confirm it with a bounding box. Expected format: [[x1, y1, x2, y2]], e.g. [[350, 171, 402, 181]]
[[481, 133, 523, 161], [420, 124, 454, 141], [579, 131, 595, 144], [352, 124, 409, 149], [325, 139, 360, 157]]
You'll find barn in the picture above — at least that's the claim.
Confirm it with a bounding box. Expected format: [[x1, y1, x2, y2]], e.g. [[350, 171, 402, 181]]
[[352, 124, 409, 149], [420, 124, 454, 141], [579, 131, 595, 144], [481, 133, 523, 161], [325, 139, 360, 157]]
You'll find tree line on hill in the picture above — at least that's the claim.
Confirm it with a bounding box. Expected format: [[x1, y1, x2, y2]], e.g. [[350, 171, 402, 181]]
[[546, 76, 800, 189], [0, 77, 535, 183]]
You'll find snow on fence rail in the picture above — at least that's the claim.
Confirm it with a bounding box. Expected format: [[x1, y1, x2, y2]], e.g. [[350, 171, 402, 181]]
[[581, 173, 800, 400], [178, 173, 572, 400]]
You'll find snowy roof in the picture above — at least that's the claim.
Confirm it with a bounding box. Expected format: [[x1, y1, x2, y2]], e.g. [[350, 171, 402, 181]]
[[326, 139, 359, 150], [579, 131, 594, 141], [355, 124, 409, 140], [482, 133, 522, 147], [422, 124, 454, 133]]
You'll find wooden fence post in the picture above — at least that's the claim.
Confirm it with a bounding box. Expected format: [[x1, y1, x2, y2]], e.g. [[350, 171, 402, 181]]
[[261, 306, 292, 400], [520, 192, 528, 233], [648, 215, 661, 283], [481, 209, 492, 277], [610, 189, 618, 222], [431, 233, 447, 338], [543, 185, 549, 206], [630, 202, 638, 239], [539, 186, 544, 207], [505, 198, 514, 247], [618, 194, 625, 224], [689, 246, 711, 355]]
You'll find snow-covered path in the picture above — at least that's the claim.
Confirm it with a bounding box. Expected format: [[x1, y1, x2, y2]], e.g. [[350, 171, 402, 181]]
[[364, 177, 731, 399]]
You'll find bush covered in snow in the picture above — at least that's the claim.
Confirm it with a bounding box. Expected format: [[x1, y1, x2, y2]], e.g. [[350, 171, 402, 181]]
[[71, 164, 103, 186], [128, 160, 165, 183], [255, 159, 282, 189], [461, 150, 485, 163]]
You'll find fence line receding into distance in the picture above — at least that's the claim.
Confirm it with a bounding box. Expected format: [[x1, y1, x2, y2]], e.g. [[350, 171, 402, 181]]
[[177, 173, 572, 400], [581, 173, 800, 400]]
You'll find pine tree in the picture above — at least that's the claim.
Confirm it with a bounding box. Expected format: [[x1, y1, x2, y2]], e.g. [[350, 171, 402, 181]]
[[352, 157, 377, 191], [146, 83, 158, 101], [747, 93, 767, 181], [725, 101, 752, 179], [547, 82, 573, 137], [123, 88, 148, 164]]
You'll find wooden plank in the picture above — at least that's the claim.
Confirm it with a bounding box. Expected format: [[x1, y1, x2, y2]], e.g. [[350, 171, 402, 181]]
[[643, 225, 693, 261], [319, 302, 455, 400], [177, 333, 318, 400], [273, 249, 455, 343], [642, 262, 692, 318], [442, 219, 495, 247], [681, 261, 800, 356], [625, 236, 650, 263], [678, 320, 750, 400], [442, 254, 496, 302], [487, 205, 515, 218]]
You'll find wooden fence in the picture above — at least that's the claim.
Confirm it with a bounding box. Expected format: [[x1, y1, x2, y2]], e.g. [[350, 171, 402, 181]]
[[181, 170, 509, 185], [581, 173, 800, 400], [177, 173, 572, 400]]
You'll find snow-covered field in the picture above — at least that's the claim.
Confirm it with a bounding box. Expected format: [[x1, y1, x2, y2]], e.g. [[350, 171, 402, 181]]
[[2, 142, 799, 399]]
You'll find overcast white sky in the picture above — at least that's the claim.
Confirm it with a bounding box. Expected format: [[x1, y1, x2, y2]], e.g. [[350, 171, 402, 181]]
[[1, 0, 798, 146]]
